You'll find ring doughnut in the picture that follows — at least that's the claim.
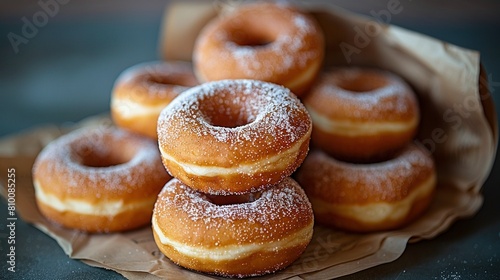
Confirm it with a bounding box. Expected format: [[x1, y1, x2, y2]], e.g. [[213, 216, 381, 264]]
[[111, 61, 198, 138], [152, 177, 314, 277], [32, 126, 171, 233], [303, 67, 420, 162], [295, 144, 436, 232], [157, 79, 312, 195], [193, 2, 324, 96]]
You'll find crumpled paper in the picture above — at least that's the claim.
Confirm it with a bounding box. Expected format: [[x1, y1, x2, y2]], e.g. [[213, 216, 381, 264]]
[[0, 0, 497, 279]]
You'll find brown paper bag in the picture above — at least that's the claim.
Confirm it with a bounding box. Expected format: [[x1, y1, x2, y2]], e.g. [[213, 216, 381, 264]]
[[1, 1, 497, 279]]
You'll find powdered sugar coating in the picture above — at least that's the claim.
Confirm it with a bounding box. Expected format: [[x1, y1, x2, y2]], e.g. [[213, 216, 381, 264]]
[[217, 12, 318, 78], [157, 79, 311, 162], [153, 177, 313, 244], [295, 144, 436, 203], [305, 67, 419, 120], [193, 2, 324, 95], [32, 126, 170, 200]]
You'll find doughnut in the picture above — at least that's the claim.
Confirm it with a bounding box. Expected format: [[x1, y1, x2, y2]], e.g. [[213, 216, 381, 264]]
[[295, 144, 436, 232], [152, 177, 314, 277], [192, 2, 324, 96], [111, 61, 198, 139], [303, 67, 420, 162], [157, 79, 312, 195], [32, 126, 171, 233]]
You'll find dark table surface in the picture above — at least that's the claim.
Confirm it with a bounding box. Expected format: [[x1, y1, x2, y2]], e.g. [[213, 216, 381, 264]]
[[1, 0, 499, 279]]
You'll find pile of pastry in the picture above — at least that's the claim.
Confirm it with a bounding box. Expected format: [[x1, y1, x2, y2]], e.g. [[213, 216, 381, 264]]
[[32, 1, 436, 278]]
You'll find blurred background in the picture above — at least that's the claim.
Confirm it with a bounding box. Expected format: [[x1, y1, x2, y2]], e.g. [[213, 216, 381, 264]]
[[0, 0, 499, 136], [0, 0, 499, 279]]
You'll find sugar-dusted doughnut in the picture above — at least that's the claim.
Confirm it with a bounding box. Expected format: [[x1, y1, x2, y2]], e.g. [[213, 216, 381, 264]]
[[295, 144, 436, 232], [303, 67, 420, 162], [192, 2, 324, 96], [152, 177, 314, 277], [157, 79, 312, 195], [32, 126, 171, 233], [111, 61, 198, 138]]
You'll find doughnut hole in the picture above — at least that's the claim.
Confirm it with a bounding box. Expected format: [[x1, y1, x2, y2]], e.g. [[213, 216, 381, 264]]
[[337, 71, 388, 92], [231, 31, 272, 47], [146, 73, 196, 87], [225, 20, 276, 48], [199, 90, 261, 128], [72, 140, 135, 168], [205, 191, 262, 205]]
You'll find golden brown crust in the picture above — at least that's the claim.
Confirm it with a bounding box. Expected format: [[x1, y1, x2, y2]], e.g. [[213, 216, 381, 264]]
[[295, 144, 437, 232], [152, 177, 314, 277], [193, 2, 324, 96], [304, 67, 420, 161], [111, 61, 198, 138]]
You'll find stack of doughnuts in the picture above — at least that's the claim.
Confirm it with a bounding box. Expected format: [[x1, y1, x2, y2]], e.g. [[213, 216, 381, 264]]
[[153, 79, 315, 277], [150, 2, 326, 277], [31, 0, 440, 277], [32, 2, 322, 276], [296, 67, 437, 232]]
